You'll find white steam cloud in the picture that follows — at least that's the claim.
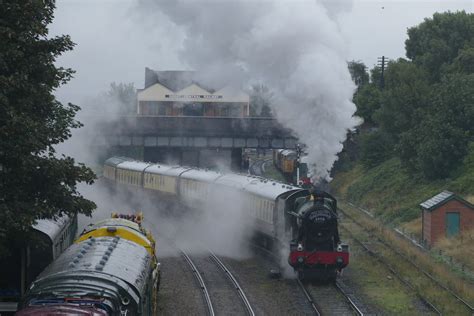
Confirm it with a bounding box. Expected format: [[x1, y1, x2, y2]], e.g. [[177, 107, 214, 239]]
[[136, 0, 359, 179]]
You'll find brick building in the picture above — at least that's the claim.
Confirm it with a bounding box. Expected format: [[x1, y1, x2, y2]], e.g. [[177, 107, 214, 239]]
[[420, 191, 474, 246]]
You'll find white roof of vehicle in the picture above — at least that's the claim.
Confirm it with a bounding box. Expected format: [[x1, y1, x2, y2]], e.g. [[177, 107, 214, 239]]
[[180, 168, 222, 182], [281, 149, 297, 158], [117, 161, 150, 172], [244, 178, 299, 200], [33, 215, 71, 242], [214, 173, 253, 189], [145, 164, 188, 177]]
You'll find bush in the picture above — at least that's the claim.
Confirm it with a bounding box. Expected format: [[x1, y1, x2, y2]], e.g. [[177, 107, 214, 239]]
[[360, 131, 394, 169]]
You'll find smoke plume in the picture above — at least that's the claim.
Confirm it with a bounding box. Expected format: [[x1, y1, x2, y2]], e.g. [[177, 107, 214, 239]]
[[136, 0, 359, 179]]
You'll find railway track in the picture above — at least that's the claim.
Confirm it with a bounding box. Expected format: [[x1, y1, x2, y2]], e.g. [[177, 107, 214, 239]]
[[339, 209, 474, 315], [181, 249, 255, 316], [251, 242, 363, 315], [181, 251, 215, 316], [296, 279, 364, 316]]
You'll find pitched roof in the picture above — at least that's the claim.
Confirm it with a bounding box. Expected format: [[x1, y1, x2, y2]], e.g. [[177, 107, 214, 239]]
[[144, 68, 219, 92], [420, 190, 474, 211]]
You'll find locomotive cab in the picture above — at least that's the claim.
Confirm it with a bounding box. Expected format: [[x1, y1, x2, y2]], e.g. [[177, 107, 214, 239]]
[[287, 191, 349, 281]]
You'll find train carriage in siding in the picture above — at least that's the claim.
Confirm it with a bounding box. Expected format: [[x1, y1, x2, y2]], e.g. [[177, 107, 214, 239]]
[[17, 216, 160, 316], [0, 215, 77, 314]]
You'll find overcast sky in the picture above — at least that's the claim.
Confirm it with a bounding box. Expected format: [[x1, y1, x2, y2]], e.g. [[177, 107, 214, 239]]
[[50, 0, 473, 103]]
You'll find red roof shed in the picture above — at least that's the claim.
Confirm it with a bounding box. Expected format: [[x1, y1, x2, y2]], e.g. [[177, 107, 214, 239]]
[[420, 191, 474, 247]]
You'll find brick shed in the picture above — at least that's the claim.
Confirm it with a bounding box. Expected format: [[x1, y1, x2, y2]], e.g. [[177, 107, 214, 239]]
[[420, 191, 474, 247]]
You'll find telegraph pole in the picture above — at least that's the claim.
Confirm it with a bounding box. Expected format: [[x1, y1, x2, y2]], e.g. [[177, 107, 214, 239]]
[[377, 56, 388, 89]]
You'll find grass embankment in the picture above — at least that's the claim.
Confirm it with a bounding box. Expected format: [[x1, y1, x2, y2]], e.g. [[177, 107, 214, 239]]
[[340, 226, 435, 315], [332, 144, 474, 225], [331, 143, 474, 271], [341, 202, 474, 310]]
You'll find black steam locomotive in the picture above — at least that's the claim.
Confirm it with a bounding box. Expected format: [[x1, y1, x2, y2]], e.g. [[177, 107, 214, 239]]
[[288, 191, 348, 281]]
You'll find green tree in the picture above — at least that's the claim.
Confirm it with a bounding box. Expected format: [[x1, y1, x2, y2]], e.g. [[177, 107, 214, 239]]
[[370, 66, 383, 88], [398, 73, 474, 178], [360, 131, 394, 169], [447, 47, 474, 74], [107, 82, 137, 114], [0, 1, 96, 254], [405, 11, 474, 81], [348, 60, 369, 88], [353, 84, 382, 125], [373, 59, 430, 140]]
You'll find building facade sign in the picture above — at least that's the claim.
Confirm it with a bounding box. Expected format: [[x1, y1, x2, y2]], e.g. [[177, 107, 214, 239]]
[[165, 94, 223, 100]]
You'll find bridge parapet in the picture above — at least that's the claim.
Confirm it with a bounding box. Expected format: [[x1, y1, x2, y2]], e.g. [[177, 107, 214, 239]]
[[96, 116, 297, 149]]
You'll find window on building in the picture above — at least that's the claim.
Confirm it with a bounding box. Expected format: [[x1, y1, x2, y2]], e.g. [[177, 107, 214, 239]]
[[183, 103, 203, 116], [140, 101, 162, 115], [229, 104, 242, 117]]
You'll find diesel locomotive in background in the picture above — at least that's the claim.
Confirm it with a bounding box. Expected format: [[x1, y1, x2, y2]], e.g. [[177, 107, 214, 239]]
[[273, 149, 314, 187]]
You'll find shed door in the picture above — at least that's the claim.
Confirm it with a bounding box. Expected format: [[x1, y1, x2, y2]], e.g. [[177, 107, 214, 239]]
[[446, 212, 460, 238]]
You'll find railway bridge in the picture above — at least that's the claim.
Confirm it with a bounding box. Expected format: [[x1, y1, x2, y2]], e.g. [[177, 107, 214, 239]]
[[95, 116, 297, 169]]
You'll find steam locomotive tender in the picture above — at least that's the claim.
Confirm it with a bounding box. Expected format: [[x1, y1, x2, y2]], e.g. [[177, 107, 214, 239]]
[[16, 215, 160, 315], [288, 191, 348, 281]]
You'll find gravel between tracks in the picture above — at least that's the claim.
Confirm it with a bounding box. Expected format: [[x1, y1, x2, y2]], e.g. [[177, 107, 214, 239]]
[[156, 245, 208, 315], [220, 255, 315, 315], [192, 255, 248, 315]]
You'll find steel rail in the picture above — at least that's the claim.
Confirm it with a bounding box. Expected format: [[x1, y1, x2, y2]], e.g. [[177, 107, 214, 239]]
[[296, 279, 322, 316], [181, 250, 216, 316], [335, 280, 364, 316], [250, 241, 365, 316], [340, 208, 474, 313], [208, 252, 256, 316], [339, 224, 442, 315]]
